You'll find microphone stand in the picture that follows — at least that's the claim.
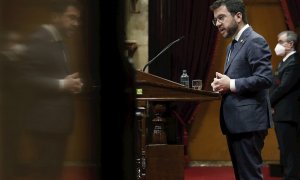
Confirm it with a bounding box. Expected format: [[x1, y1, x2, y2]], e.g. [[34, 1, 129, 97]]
[[142, 36, 184, 72]]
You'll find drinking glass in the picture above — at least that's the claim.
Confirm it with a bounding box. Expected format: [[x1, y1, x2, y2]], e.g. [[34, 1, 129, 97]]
[[192, 80, 202, 90]]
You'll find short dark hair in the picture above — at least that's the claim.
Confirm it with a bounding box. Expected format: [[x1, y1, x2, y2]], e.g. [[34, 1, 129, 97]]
[[50, 0, 81, 13], [210, 0, 248, 24]]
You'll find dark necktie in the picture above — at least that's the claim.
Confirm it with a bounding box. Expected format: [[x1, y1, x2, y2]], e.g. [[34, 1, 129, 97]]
[[58, 41, 68, 62], [58, 41, 70, 73], [278, 60, 284, 68], [226, 39, 237, 64]]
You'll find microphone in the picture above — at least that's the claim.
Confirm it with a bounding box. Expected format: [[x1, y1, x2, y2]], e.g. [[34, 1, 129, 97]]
[[142, 36, 185, 72]]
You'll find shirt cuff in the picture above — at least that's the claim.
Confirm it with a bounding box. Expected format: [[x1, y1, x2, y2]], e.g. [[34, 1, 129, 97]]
[[59, 79, 65, 90], [230, 79, 236, 92]]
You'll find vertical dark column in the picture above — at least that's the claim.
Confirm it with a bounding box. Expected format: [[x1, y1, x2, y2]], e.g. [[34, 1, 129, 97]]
[[98, 1, 136, 180]]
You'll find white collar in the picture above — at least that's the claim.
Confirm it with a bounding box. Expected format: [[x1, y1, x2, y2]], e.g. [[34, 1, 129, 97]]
[[233, 24, 250, 41], [283, 51, 296, 62], [42, 24, 63, 42]]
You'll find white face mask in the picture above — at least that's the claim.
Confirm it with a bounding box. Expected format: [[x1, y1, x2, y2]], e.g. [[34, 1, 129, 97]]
[[274, 43, 286, 56]]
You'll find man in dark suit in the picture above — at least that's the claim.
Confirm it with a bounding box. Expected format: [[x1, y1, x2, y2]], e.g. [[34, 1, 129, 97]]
[[20, 0, 83, 180], [210, 0, 273, 179], [270, 30, 300, 179]]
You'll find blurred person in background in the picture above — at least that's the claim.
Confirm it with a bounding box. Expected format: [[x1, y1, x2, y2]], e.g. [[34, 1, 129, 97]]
[[19, 0, 83, 179], [0, 30, 28, 180], [269, 30, 300, 180]]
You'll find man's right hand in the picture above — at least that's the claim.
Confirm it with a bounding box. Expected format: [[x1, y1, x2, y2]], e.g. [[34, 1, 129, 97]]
[[63, 72, 83, 94]]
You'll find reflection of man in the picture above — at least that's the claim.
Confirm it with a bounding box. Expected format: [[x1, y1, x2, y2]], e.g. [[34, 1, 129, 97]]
[[21, 0, 83, 179], [270, 31, 300, 179], [210, 0, 273, 179], [0, 30, 27, 180]]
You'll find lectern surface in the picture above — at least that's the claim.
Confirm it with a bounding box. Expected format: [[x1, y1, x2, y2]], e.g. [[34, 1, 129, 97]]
[[136, 70, 221, 101]]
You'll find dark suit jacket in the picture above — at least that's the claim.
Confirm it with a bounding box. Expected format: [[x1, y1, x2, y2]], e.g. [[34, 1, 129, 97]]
[[221, 26, 273, 134], [269, 52, 300, 123], [21, 26, 75, 134]]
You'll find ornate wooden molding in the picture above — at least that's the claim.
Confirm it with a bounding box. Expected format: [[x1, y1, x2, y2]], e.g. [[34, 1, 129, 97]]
[[125, 40, 138, 58]]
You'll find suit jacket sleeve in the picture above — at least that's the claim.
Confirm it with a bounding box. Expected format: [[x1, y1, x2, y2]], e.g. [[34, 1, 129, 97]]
[[235, 37, 273, 93]]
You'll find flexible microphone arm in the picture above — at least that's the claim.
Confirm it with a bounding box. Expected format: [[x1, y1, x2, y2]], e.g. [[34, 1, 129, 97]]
[[142, 36, 185, 72]]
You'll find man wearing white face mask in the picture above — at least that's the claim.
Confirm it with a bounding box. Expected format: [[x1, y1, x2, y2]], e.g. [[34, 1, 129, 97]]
[[270, 30, 300, 180]]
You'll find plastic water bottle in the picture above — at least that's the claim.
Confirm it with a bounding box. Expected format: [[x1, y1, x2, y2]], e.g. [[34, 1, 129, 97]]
[[180, 69, 189, 88]]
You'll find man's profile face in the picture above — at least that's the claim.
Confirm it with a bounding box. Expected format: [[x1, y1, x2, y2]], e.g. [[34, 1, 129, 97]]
[[55, 6, 81, 37], [213, 5, 238, 38], [278, 33, 293, 48]]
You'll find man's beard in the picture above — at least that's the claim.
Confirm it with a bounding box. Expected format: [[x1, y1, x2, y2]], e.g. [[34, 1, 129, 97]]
[[225, 21, 238, 38]]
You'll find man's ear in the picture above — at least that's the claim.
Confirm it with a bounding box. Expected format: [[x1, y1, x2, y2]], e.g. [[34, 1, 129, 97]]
[[235, 12, 242, 23], [289, 41, 294, 48]]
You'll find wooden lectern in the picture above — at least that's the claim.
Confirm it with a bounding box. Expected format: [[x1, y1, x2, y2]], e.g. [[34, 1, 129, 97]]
[[136, 70, 220, 101], [135, 70, 220, 180]]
